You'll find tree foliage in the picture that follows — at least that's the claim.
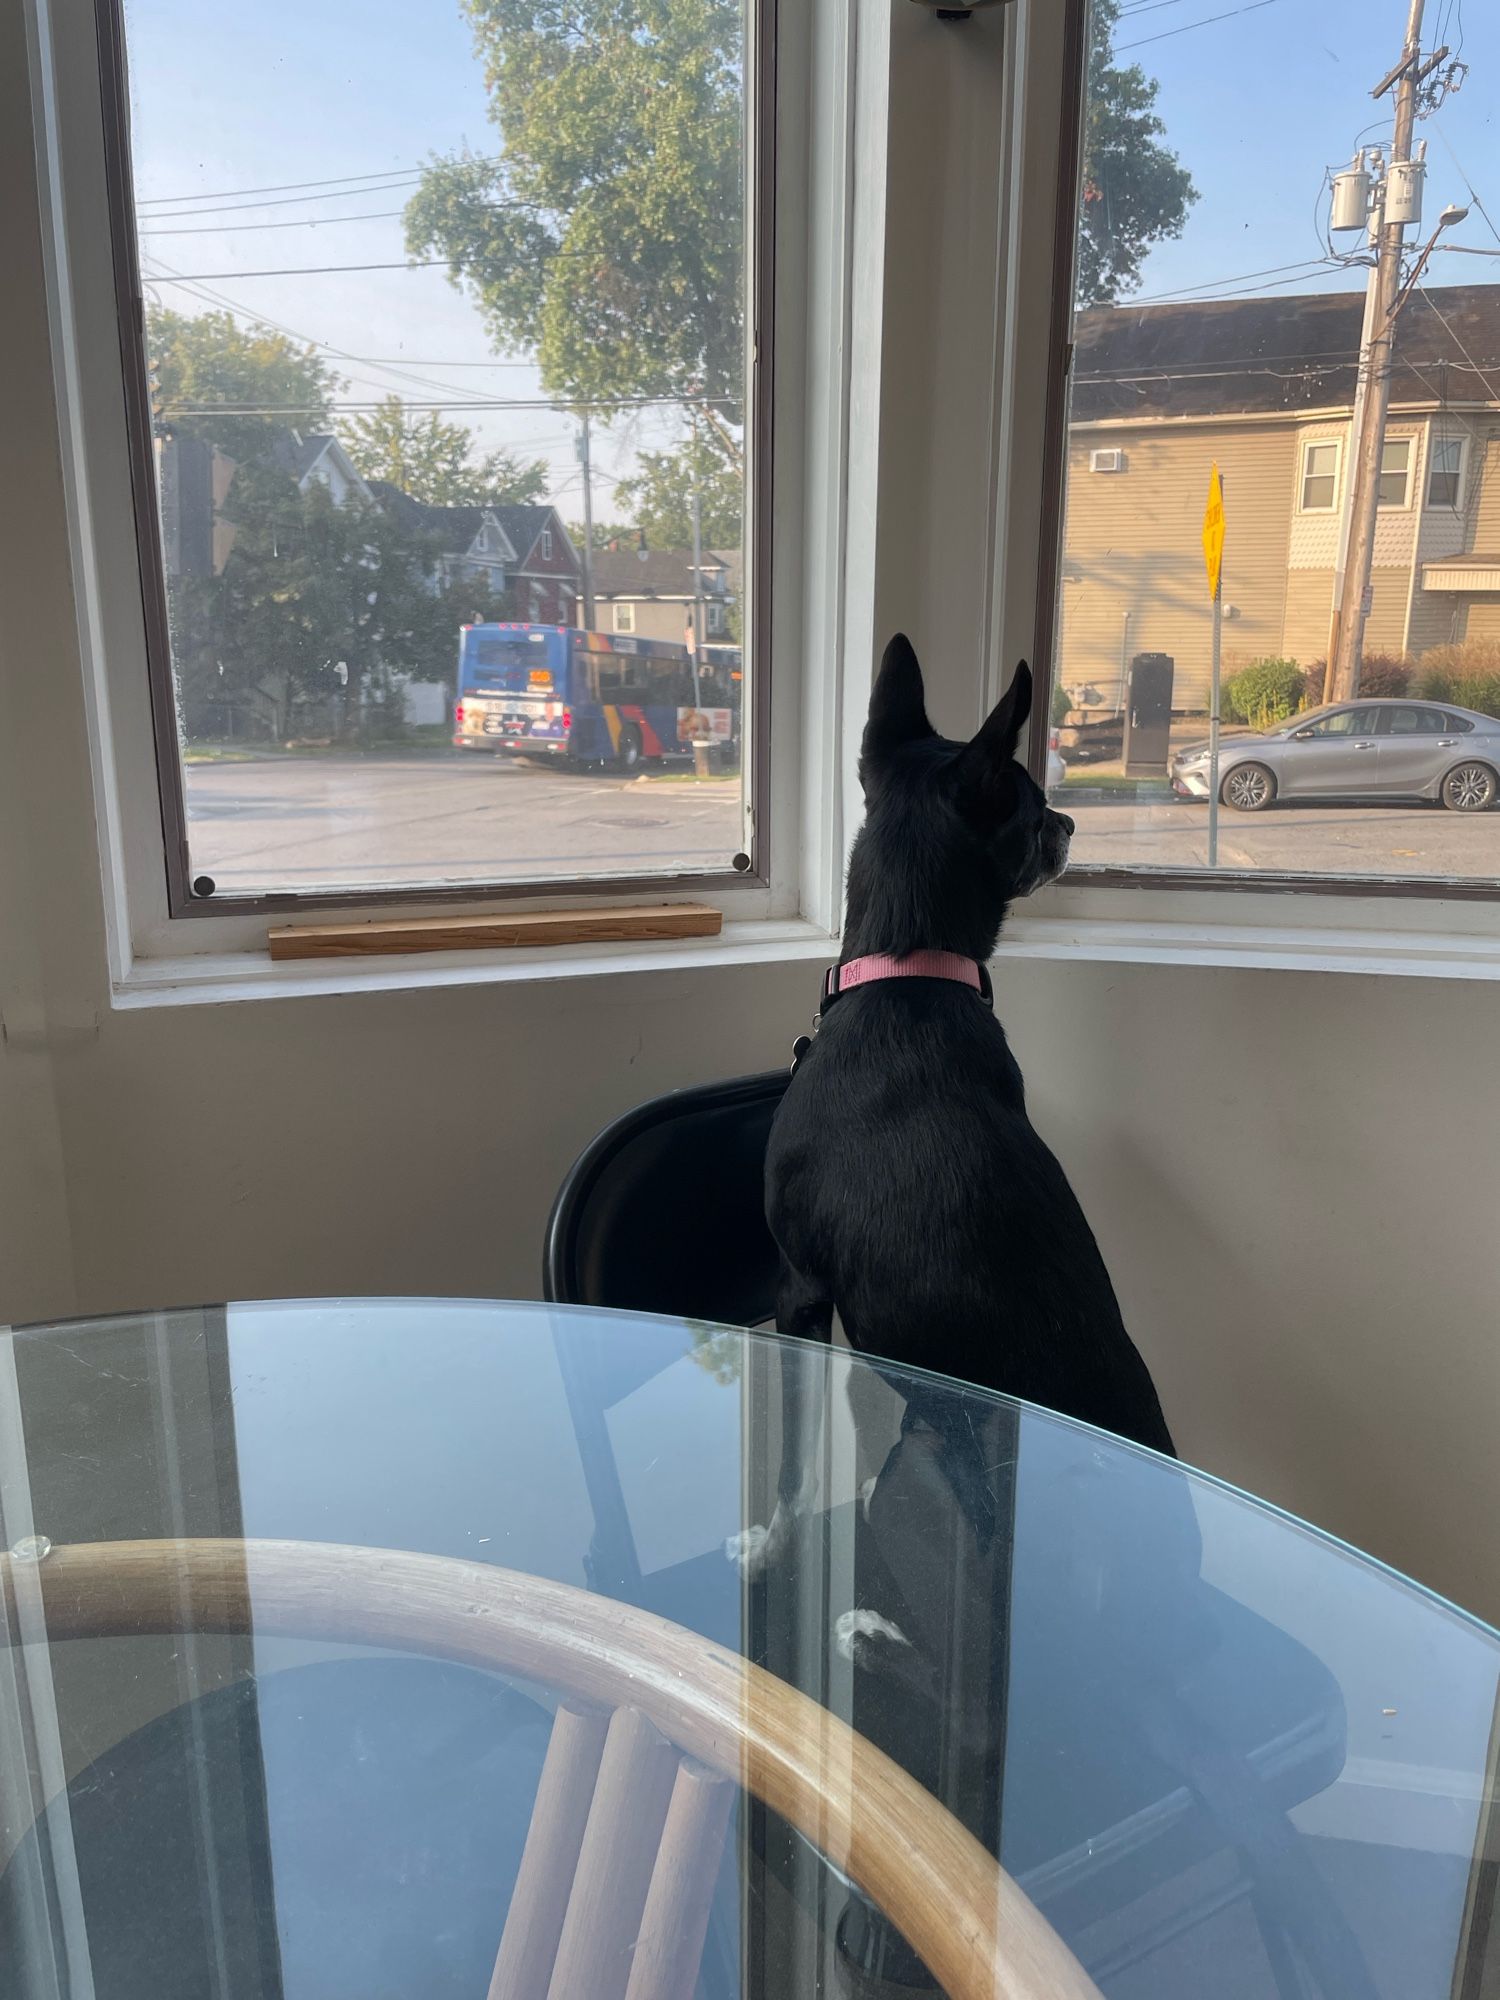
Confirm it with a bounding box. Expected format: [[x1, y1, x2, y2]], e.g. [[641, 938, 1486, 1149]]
[[340, 394, 549, 505], [615, 427, 742, 548], [1076, 0, 1197, 305], [148, 308, 336, 461], [404, 0, 744, 420]]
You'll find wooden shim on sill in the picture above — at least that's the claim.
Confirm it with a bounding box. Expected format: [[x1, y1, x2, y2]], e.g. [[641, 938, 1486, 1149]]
[[267, 902, 723, 962]]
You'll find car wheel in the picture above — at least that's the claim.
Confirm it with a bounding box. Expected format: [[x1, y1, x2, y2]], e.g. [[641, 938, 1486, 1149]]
[[1441, 762, 1497, 813], [1222, 761, 1276, 811], [616, 722, 643, 773]]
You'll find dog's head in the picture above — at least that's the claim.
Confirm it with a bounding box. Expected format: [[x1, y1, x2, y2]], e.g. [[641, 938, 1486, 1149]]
[[845, 634, 1072, 957]]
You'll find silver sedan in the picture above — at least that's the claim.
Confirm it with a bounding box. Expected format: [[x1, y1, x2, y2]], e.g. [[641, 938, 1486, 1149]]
[[1171, 700, 1500, 813]]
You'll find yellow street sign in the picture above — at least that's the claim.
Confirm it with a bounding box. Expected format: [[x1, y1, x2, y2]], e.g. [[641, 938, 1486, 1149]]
[[1202, 462, 1224, 601]]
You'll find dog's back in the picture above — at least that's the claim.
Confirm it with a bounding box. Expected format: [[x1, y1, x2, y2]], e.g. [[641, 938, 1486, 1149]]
[[766, 635, 1173, 1458]]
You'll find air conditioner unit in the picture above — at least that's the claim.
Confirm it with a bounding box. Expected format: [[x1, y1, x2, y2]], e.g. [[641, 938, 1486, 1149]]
[[1090, 448, 1126, 473]]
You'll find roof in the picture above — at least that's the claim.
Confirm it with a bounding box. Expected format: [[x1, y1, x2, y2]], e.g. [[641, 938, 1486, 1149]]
[[363, 480, 502, 551], [268, 431, 371, 497], [491, 504, 574, 570], [590, 546, 729, 598], [1072, 282, 1500, 424]]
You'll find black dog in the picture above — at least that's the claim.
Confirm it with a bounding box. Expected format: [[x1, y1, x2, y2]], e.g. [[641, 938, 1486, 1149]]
[[731, 635, 1174, 1579]]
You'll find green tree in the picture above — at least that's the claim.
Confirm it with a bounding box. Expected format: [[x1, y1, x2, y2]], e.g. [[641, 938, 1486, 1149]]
[[1076, 0, 1197, 305], [615, 429, 742, 549], [147, 307, 336, 460], [404, 0, 744, 430], [340, 394, 549, 505]]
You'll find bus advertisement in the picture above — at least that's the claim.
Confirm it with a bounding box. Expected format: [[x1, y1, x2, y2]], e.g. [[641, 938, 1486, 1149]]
[[453, 624, 741, 772]]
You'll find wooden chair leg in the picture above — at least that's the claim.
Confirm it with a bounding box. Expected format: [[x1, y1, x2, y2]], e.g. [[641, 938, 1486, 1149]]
[[546, 1706, 681, 2000], [489, 1701, 610, 2000], [624, 1758, 736, 2000]]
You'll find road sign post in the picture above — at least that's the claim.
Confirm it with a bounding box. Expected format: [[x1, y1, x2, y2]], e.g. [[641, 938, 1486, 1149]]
[[1202, 464, 1225, 868]]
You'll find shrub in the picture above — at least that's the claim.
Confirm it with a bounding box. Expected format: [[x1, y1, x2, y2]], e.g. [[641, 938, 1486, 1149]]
[[1415, 639, 1500, 720], [1223, 657, 1303, 728], [1300, 654, 1411, 706], [1051, 678, 1072, 728]]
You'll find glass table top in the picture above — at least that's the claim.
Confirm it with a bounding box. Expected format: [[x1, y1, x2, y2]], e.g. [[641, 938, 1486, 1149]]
[[1, 1299, 1497, 2000]]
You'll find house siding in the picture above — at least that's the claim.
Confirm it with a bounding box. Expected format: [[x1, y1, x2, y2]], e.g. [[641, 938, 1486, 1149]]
[[1059, 423, 1295, 710]]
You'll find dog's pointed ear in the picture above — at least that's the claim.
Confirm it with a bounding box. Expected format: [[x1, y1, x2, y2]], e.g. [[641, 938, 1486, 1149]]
[[863, 633, 935, 765], [957, 661, 1032, 799]]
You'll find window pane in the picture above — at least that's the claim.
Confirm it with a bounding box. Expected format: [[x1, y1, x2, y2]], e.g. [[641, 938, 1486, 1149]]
[[1378, 438, 1411, 507], [125, 0, 753, 900], [1428, 437, 1462, 508], [1051, 1, 1500, 887]]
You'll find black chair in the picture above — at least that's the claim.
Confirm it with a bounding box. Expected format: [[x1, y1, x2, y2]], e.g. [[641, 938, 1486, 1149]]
[[544, 1068, 790, 1326]]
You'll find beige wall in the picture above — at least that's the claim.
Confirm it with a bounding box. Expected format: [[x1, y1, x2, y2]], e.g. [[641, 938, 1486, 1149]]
[[1059, 422, 1295, 711], [597, 598, 694, 646]]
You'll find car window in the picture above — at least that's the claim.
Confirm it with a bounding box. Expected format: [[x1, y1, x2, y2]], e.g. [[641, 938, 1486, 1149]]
[[1300, 708, 1380, 738], [1444, 713, 1475, 734], [1385, 706, 1447, 736]]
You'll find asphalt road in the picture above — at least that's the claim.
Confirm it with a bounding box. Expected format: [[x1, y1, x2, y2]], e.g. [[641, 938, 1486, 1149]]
[[184, 752, 745, 892], [1063, 790, 1500, 879], [182, 752, 1500, 893]]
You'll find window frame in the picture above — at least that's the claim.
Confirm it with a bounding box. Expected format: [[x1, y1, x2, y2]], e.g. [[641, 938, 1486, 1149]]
[[1018, 0, 1500, 908], [74, 0, 781, 940], [613, 601, 636, 634], [1426, 432, 1466, 511], [1299, 438, 1341, 515], [540, 528, 553, 560], [1376, 434, 1413, 510]]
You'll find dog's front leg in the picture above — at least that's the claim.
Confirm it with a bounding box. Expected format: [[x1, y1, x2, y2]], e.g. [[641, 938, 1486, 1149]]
[[725, 1264, 832, 1578]]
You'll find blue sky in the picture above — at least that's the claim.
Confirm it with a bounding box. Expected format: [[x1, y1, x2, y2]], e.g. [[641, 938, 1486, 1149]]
[[124, 0, 1500, 511]]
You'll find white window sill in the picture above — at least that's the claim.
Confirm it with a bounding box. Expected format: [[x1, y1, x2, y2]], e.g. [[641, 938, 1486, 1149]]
[[109, 888, 1500, 1012], [1003, 910, 1500, 982], [111, 916, 841, 1010]]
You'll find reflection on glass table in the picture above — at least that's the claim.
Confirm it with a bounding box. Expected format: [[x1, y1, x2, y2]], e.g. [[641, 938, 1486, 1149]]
[[2, 1300, 1498, 2000]]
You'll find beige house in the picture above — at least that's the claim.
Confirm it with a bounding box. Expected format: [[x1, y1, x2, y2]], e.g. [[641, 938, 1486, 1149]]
[[1060, 285, 1500, 716], [586, 546, 736, 647]]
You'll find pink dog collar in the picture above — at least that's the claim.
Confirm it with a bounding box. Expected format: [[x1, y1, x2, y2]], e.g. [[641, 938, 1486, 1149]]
[[822, 950, 992, 1005]]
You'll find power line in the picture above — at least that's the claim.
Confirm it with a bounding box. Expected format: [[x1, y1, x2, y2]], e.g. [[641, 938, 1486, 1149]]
[[140, 209, 405, 237], [135, 179, 424, 220], [163, 395, 735, 414], [1129, 256, 1347, 303], [1410, 283, 1500, 404], [149, 257, 453, 280], [1426, 119, 1500, 253], [137, 159, 497, 207], [1116, 0, 1279, 53]]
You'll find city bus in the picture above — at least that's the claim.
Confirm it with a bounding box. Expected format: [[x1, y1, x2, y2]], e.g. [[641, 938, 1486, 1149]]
[[453, 623, 740, 771]]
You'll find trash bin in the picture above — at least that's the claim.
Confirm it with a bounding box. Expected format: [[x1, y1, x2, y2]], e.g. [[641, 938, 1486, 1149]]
[[1122, 652, 1174, 776], [693, 738, 714, 778]]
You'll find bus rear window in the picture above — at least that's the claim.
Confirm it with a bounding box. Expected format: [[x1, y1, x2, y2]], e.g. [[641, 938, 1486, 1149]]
[[467, 637, 554, 691]]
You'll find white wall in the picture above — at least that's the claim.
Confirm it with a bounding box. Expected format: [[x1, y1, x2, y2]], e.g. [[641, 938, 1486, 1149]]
[[4, 0, 1500, 1635]]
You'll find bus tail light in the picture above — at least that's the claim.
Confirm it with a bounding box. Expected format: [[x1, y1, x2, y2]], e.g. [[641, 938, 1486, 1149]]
[[561, 707, 572, 732], [455, 701, 466, 726]]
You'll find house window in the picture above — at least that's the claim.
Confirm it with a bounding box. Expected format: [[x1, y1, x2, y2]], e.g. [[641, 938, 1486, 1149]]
[[1427, 437, 1463, 509], [1040, 0, 1500, 897], [1378, 437, 1412, 508], [93, 0, 761, 919], [1299, 442, 1340, 513], [706, 602, 727, 636]]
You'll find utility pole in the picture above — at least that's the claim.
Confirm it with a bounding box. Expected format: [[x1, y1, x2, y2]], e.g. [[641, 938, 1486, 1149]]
[[577, 411, 596, 630], [689, 423, 705, 668], [1328, 0, 1426, 704]]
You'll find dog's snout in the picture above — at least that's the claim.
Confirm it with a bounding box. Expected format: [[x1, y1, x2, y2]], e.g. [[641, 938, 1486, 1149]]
[[1054, 811, 1075, 838]]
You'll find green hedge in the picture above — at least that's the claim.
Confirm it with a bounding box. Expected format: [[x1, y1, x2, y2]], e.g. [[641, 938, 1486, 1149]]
[[1415, 640, 1500, 722], [1222, 657, 1303, 727]]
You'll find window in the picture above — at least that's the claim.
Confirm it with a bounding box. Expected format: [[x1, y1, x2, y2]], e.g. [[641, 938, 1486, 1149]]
[[1298, 707, 1381, 738], [1045, 0, 1500, 895], [1301, 441, 1340, 512], [102, 0, 759, 911], [1378, 437, 1412, 508], [1386, 705, 1448, 736], [706, 602, 727, 636], [1428, 437, 1463, 509]]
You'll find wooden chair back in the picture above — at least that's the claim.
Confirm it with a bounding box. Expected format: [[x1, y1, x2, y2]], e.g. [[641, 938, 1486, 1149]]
[[1, 1537, 1101, 2000]]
